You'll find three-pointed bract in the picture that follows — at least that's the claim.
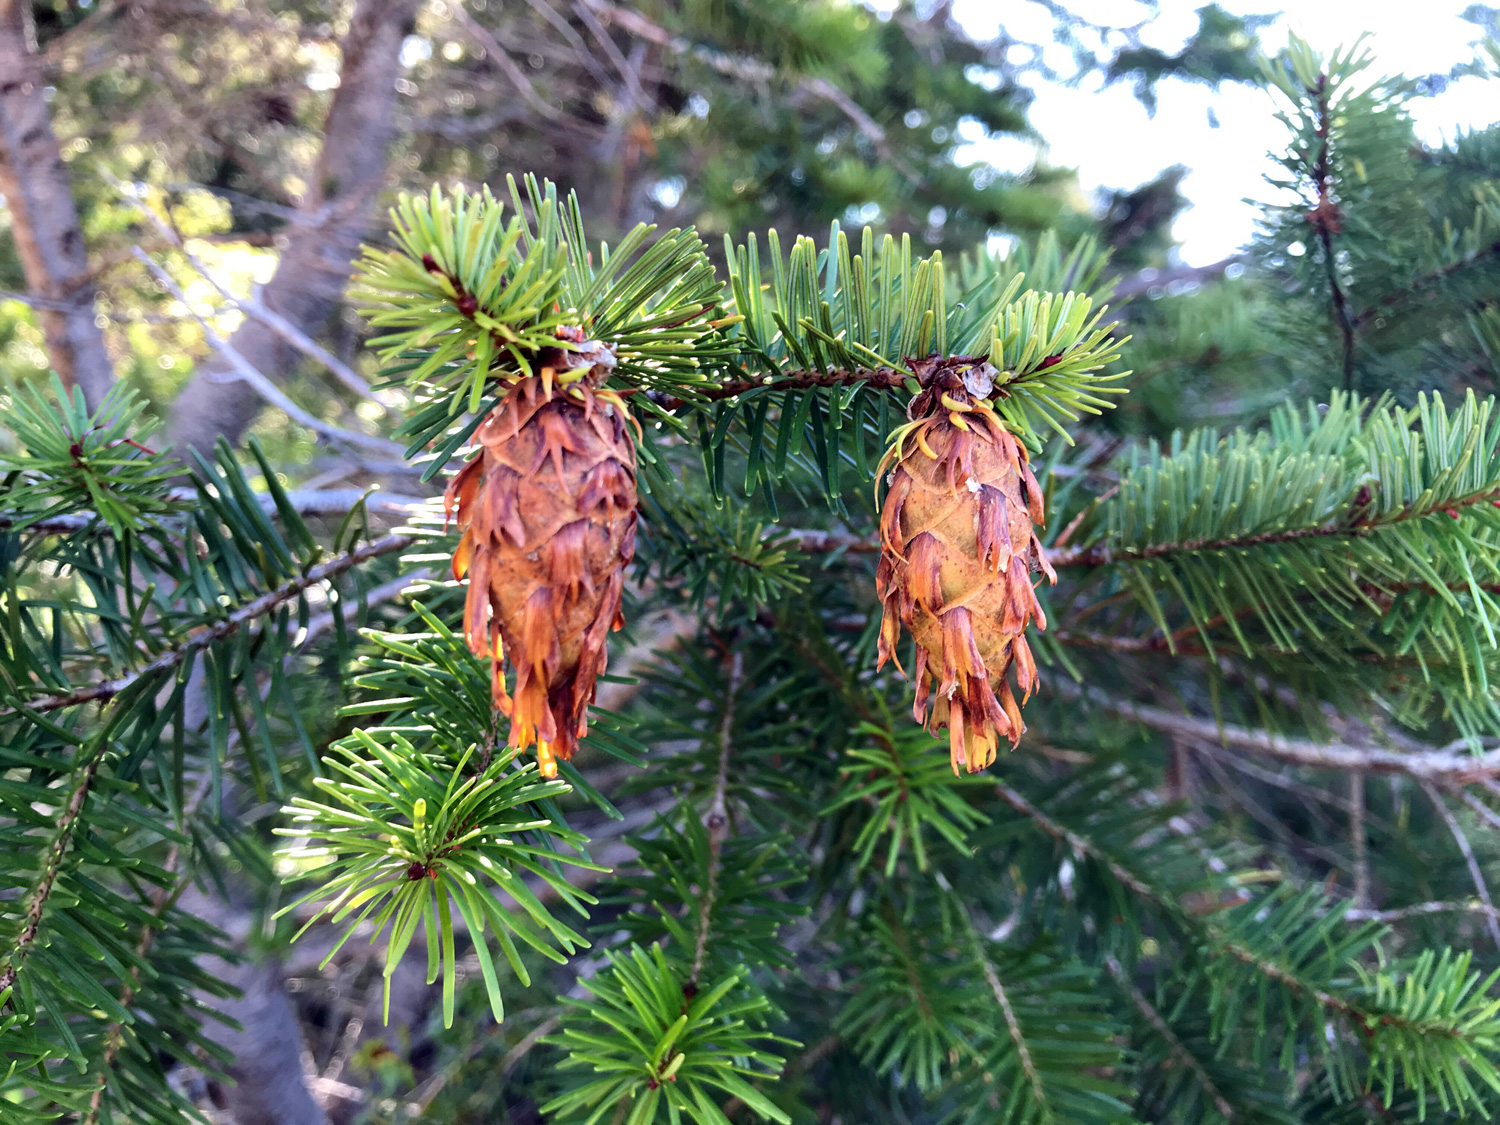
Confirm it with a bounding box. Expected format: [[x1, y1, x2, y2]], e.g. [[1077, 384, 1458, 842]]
[[445, 333, 638, 777], [876, 358, 1056, 774]]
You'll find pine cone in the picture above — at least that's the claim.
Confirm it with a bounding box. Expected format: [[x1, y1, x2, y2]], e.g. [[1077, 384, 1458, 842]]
[[445, 333, 638, 778], [875, 357, 1056, 774]]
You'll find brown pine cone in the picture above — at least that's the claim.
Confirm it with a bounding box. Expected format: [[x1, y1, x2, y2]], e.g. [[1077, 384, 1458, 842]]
[[445, 337, 638, 778], [876, 357, 1056, 774]]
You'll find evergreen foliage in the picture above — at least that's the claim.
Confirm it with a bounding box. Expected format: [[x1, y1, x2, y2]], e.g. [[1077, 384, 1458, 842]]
[[9, 28, 1500, 1125]]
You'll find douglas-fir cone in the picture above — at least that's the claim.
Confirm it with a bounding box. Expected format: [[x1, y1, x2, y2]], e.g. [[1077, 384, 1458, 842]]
[[876, 357, 1056, 774], [446, 328, 638, 778]]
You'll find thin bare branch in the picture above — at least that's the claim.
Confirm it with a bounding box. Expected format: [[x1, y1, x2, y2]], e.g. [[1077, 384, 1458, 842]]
[[579, 0, 920, 181], [133, 249, 405, 457], [454, 4, 567, 122], [115, 180, 385, 410], [1053, 680, 1500, 783], [1419, 781, 1500, 947], [0, 487, 429, 537], [1345, 900, 1500, 924], [1350, 771, 1369, 909]]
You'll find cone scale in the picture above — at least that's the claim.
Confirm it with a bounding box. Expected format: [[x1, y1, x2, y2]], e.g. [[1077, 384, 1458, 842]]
[[445, 331, 638, 778], [876, 357, 1056, 774]]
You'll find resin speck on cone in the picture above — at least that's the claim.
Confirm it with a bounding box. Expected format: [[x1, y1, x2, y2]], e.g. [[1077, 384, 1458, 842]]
[[876, 356, 1056, 774], [445, 331, 638, 778]]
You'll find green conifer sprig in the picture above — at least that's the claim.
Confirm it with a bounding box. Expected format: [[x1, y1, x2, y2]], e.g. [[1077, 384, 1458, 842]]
[[350, 177, 725, 465], [1060, 390, 1500, 733], [277, 730, 601, 1027], [543, 944, 796, 1125]]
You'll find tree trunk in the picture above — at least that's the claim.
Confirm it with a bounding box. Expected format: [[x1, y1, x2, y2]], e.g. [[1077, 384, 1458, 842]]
[[166, 0, 419, 458], [0, 0, 115, 409]]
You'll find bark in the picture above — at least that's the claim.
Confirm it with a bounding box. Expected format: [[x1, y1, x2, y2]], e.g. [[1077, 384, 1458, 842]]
[[182, 887, 332, 1125], [0, 0, 115, 409], [166, 0, 419, 458], [205, 959, 333, 1125]]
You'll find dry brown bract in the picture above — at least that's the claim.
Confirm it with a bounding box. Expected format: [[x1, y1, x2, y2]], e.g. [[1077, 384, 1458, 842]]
[[445, 331, 638, 778], [876, 357, 1056, 774]]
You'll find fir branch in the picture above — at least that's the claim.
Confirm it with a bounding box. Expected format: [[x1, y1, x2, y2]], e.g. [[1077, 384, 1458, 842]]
[[1104, 954, 1240, 1123], [999, 773, 1492, 1055], [6, 532, 411, 715], [690, 648, 743, 987], [992, 779, 1170, 909], [1052, 480, 1500, 568], [1351, 237, 1500, 330], [967, 917, 1046, 1110], [0, 750, 103, 997], [83, 770, 214, 1125]]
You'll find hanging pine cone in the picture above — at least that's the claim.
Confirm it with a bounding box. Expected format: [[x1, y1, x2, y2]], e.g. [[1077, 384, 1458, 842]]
[[875, 357, 1056, 775], [445, 328, 638, 778]]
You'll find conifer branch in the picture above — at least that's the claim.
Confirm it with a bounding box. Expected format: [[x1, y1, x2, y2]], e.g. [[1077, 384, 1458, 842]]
[[992, 780, 1169, 909], [690, 648, 742, 987], [1104, 954, 1239, 1122], [0, 750, 104, 997], [83, 771, 214, 1125], [967, 916, 1046, 1109], [1351, 238, 1500, 329], [1052, 479, 1500, 567], [6, 532, 411, 715]]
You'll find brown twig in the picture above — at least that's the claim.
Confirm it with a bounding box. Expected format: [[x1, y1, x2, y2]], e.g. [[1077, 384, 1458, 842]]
[[1307, 74, 1358, 391], [650, 364, 908, 411], [6, 533, 412, 716]]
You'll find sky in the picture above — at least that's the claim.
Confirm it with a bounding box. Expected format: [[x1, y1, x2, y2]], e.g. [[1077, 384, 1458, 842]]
[[948, 0, 1498, 265]]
